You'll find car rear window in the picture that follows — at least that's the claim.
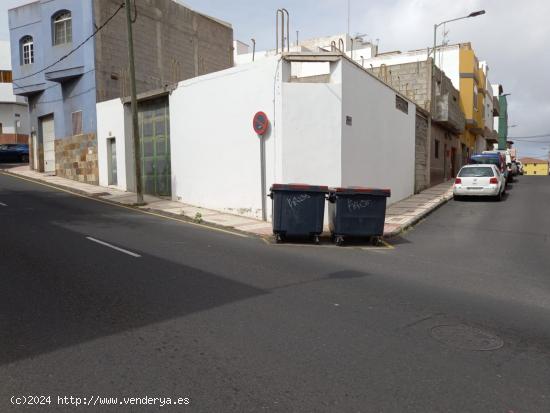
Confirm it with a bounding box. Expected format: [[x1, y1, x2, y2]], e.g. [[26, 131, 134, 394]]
[[471, 156, 499, 166], [458, 167, 495, 177]]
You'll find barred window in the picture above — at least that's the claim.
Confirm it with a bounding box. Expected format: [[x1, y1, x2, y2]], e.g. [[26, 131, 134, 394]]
[[395, 95, 408, 114], [72, 111, 82, 135], [20, 36, 34, 65], [53, 11, 72, 45]]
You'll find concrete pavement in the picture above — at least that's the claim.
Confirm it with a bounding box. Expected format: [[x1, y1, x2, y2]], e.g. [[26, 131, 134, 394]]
[[0, 164, 453, 239], [1, 172, 550, 412]]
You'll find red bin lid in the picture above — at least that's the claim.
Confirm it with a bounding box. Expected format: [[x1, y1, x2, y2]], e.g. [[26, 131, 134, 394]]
[[270, 183, 329, 192], [330, 186, 391, 197]]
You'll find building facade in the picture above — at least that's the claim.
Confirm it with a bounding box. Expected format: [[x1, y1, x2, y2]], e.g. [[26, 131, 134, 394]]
[[9, 0, 233, 182], [491, 84, 509, 150], [520, 158, 549, 176], [97, 54, 418, 219], [0, 40, 29, 144], [355, 42, 498, 163], [368, 59, 465, 188]]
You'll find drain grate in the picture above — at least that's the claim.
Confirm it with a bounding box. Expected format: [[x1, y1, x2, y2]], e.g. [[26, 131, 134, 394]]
[[430, 324, 504, 351]]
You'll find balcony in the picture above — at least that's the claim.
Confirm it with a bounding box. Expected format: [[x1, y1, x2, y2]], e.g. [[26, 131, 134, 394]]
[[433, 91, 466, 133], [45, 66, 85, 83]]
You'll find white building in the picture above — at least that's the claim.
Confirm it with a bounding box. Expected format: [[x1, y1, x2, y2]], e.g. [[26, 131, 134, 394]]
[[234, 34, 379, 67], [97, 53, 417, 221], [0, 40, 29, 143]]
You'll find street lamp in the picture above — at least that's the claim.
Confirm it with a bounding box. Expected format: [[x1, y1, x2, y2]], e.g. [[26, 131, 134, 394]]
[[432, 10, 485, 64]]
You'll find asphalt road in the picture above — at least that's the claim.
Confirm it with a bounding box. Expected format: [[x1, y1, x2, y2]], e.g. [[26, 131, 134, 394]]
[[1, 172, 549, 412]]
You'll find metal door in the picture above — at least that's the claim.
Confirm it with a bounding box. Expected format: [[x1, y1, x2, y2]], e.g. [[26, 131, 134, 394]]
[[40, 115, 55, 173], [108, 137, 117, 186], [32, 132, 39, 169], [138, 97, 171, 197]]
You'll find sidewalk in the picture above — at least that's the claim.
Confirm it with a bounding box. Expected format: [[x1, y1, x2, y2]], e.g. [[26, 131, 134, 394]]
[[1, 164, 453, 238]]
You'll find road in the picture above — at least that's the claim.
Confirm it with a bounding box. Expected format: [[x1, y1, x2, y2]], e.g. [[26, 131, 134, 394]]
[[1, 172, 549, 412]]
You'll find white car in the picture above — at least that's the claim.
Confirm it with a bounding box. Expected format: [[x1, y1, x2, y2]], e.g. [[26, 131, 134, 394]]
[[453, 164, 506, 201]]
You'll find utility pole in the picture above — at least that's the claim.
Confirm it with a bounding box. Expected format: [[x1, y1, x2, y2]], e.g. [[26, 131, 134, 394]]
[[125, 0, 144, 204]]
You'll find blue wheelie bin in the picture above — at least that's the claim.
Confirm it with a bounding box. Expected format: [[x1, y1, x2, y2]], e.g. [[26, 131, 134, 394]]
[[269, 184, 329, 243], [328, 186, 391, 246]]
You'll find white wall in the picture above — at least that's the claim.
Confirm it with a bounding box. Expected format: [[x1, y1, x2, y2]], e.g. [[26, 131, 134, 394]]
[[281, 81, 342, 187], [341, 60, 416, 204], [97, 98, 128, 190], [0, 102, 29, 135], [170, 56, 284, 219], [0, 40, 12, 71]]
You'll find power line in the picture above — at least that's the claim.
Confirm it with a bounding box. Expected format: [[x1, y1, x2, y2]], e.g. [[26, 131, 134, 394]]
[[11, 67, 96, 99], [13, 2, 124, 82], [509, 133, 550, 139]]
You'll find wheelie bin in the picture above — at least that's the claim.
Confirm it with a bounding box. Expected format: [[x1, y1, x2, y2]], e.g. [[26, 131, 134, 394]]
[[328, 186, 391, 246], [269, 184, 329, 243]]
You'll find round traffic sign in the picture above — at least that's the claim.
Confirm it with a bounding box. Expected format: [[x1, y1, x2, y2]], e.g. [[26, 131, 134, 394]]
[[253, 111, 269, 135]]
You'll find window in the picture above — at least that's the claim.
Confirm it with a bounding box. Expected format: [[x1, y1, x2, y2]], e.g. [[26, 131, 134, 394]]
[[458, 166, 495, 177], [0, 70, 13, 83], [473, 85, 478, 111], [395, 95, 408, 114], [20, 36, 34, 65], [435, 140, 440, 159], [72, 111, 82, 135], [53, 11, 72, 45]]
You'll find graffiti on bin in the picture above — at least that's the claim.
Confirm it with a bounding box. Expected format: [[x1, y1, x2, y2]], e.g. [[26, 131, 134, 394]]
[[287, 194, 311, 209], [347, 199, 372, 211]]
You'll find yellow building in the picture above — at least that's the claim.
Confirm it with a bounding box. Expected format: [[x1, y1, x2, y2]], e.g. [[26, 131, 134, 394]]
[[521, 157, 549, 176], [458, 43, 485, 159]]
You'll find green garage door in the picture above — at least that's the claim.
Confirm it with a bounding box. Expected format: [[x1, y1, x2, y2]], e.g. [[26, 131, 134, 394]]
[[138, 97, 171, 197]]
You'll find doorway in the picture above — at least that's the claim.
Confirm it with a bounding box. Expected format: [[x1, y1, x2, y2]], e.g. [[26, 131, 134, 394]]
[[107, 137, 117, 186], [39, 114, 55, 173], [138, 97, 171, 197]]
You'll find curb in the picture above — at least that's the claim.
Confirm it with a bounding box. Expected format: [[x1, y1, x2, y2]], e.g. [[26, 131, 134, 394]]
[[2, 168, 454, 242], [1, 169, 264, 239], [383, 192, 454, 238]]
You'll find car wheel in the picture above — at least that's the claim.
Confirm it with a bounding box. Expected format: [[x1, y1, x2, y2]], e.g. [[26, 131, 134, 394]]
[[495, 191, 502, 202], [454, 195, 462, 201], [20, 154, 29, 163]]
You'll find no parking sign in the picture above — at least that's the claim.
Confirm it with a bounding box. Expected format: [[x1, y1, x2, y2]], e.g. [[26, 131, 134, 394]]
[[253, 111, 269, 136]]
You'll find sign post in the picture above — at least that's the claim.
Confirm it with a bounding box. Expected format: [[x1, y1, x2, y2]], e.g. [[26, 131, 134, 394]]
[[253, 111, 269, 221]]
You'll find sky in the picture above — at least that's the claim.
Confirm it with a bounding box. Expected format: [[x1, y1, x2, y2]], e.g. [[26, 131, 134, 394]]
[[2, 0, 549, 159]]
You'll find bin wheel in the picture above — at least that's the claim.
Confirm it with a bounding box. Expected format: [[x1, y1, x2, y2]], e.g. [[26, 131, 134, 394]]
[[275, 234, 283, 243], [313, 235, 320, 244], [371, 236, 381, 246], [335, 236, 344, 246]]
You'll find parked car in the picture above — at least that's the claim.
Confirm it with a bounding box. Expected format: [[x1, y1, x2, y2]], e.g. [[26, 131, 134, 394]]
[[516, 160, 524, 175], [454, 164, 506, 201], [470, 153, 509, 183], [0, 144, 29, 163], [483, 149, 513, 180], [511, 160, 519, 176]]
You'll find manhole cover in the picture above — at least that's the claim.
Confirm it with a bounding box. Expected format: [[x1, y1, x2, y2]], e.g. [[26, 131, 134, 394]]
[[430, 324, 504, 351]]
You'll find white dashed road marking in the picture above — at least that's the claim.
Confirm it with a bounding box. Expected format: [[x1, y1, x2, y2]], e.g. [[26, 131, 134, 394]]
[[86, 236, 141, 258]]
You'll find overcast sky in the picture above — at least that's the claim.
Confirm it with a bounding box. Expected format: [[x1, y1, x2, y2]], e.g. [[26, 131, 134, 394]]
[[2, 0, 549, 158]]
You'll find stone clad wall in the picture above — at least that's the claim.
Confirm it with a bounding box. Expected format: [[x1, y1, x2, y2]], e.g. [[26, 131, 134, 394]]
[[415, 112, 428, 193], [55, 133, 98, 184]]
